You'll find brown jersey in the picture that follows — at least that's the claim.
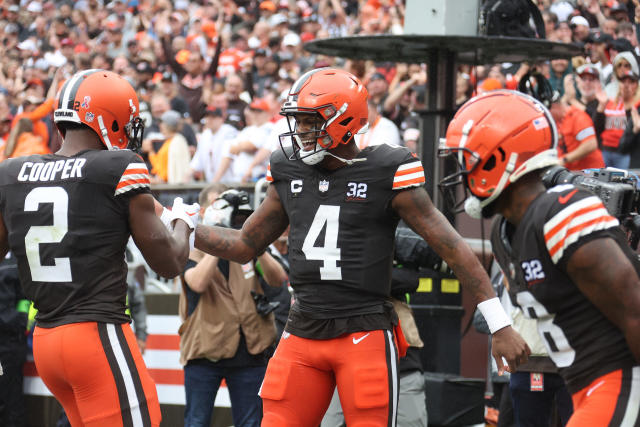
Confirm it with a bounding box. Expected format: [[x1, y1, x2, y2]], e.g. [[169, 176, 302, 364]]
[[0, 149, 151, 327]]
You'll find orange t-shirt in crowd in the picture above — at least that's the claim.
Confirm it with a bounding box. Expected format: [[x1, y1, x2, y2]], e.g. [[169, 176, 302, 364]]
[[12, 98, 55, 145], [148, 139, 171, 182], [8, 132, 51, 158], [558, 105, 605, 171]]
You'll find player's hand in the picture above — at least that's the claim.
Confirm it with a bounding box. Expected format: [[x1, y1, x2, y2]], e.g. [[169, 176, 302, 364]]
[[203, 202, 232, 228], [171, 197, 200, 230], [137, 338, 147, 355], [491, 326, 531, 375]]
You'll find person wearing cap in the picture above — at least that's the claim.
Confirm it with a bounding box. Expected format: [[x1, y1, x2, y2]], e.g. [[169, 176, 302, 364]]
[[604, 51, 639, 99], [223, 74, 249, 130], [550, 92, 605, 171], [249, 48, 277, 98], [366, 71, 390, 105], [190, 106, 238, 183], [594, 66, 640, 169], [144, 110, 192, 184], [215, 98, 274, 183], [570, 15, 590, 43], [564, 64, 602, 119]]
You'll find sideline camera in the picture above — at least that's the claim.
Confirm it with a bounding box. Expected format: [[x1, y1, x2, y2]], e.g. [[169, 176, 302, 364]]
[[541, 166, 640, 248]]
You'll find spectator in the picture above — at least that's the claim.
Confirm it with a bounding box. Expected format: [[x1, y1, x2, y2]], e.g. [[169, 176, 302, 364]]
[[145, 93, 197, 154], [161, 26, 221, 123], [145, 110, 192, 184], [550, 96, 605, 171], [569, 15, 590, 43], [355, 99, 401, 149], [190, 106, 238, 183], [180, 186, 286, 427], [563, 64, 601, 119], [549, 58, 571, 96], [604, 51, 639, 99], [403, 128, 420, 154], [383, 63, 425, 130], [223, 73, 249, 130], [1, 117, 51, 161], [157, 71, 190, 121], [594, 68, 640, 169], [215, 98, 274, 183], [366, 71, 389, 105]]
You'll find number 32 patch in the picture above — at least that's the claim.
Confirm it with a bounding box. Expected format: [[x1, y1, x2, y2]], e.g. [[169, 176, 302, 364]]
[[521, 259, 545, 286]]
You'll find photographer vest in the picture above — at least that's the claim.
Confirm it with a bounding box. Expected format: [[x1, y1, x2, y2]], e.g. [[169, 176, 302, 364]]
[[179, 260, 276, 365]]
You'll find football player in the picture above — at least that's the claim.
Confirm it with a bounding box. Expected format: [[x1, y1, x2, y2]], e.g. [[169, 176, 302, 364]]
[[0, 69, 196, 427], [440, 89, 640, 425], [193, 68, 530, 425]]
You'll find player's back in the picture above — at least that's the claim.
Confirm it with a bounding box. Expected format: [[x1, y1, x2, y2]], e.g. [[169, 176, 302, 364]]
[[0, 149, 149, 328]]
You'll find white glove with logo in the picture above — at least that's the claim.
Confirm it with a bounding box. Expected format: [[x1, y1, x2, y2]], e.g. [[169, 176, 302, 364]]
[[202, 200, 233, 228], [160, 197, 200, 250]]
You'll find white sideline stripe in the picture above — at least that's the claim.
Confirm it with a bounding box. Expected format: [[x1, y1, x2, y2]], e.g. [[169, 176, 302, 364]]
[[107, 324, 144, 427], [146, 315, 181, 335], [142, 350, 181, 370]]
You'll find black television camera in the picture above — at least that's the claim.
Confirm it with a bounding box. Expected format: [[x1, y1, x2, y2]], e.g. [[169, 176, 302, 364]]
[[541, 166, 640, 249]]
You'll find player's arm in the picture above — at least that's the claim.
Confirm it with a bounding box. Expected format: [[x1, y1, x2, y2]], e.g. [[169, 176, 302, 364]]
[[129, 193, 191, 278], [392, 186, 531, 372], [566, 237, 640, 362], [195, 184, 289, 264]]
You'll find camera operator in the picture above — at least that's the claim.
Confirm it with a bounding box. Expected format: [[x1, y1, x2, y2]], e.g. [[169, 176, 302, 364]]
[[179, 185, 288, 427]]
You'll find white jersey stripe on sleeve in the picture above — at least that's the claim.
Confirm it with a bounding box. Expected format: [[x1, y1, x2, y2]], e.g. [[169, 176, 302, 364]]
[[396, 160, 422, 172], [548, 218, 619, 263], [545, 206, 612, 251], [543, 196, 603, 233]]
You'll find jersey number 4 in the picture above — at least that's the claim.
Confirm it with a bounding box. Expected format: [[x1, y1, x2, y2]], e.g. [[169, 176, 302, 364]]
[[24, 187, 72, 282], [303, 205, 341, 280]]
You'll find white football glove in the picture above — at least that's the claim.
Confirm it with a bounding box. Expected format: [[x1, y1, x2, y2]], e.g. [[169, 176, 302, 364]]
[[171, 197, 200, 230], [203, 201, 233, 227]]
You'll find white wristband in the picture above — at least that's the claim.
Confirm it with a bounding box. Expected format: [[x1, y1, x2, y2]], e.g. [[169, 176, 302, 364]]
[[477, 297, 512, 334]]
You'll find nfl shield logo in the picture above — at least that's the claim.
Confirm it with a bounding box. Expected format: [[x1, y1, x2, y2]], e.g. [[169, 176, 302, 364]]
[[319, 180, 329, 192]]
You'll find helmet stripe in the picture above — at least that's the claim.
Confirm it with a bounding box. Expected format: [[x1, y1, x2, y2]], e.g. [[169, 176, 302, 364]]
[[59, 69, 100, 111], [290, 67, 324, 96]]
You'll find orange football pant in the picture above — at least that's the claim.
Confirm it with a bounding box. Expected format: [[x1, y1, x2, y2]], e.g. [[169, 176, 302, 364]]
[[33, 322, 161, 427], [260, 329, 399, 427], [568, 366, 640, 426]]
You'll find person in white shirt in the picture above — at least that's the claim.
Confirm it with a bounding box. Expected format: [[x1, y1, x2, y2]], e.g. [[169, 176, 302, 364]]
[[354, 99, 401, 149], [190, 106, 238, 183], [214, 98, 274, 183]]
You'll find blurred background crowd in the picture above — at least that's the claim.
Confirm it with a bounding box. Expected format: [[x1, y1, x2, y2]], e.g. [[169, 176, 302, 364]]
[[0, 0, 640, 184]]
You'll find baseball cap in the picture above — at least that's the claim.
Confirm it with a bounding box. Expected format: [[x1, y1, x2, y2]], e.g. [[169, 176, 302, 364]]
[[160, 110, 181, 127], [60, 38, 75, 47], [249, 98, 270, 112], [204, 106, 223, 117], [260, 1, 277, 12], [27, 1, 43, 13], [254, 48, 268, 57], [136, 61, 154, 74], [269, 13, 288, 27], [369, 72, 387, 83], [570, 15, 589, 28], [576, 64, 599, 78], [202, 20, 217, 38], [26, 78, 44, 88], [282, 32, 301, 47], [593, 32, 614, 45], [611, 38, 633, 52], [7, 4, 19, 13]]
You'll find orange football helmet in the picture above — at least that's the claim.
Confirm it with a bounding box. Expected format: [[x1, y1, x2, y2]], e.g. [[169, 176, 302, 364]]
[[54, 69, 144, 151], [279, 68, 368, 165], [439, 90, 559, 218]]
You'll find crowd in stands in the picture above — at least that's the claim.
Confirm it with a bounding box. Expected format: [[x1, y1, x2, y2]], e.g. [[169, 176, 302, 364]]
[[1, 0, 640, 186]]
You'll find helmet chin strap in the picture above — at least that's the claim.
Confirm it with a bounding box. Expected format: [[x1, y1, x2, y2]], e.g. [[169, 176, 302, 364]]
[[326, 151, 367, 165]]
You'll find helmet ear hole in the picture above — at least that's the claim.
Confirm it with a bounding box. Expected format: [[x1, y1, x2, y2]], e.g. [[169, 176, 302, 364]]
[[483, 154, 496, 171], [112, 121, 119, 132], [339, 117, 352, 126]]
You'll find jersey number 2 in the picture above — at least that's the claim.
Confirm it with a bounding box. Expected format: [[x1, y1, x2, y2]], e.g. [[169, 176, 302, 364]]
[[24, 187, 72, 282], [303, 205, 341, 280]]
